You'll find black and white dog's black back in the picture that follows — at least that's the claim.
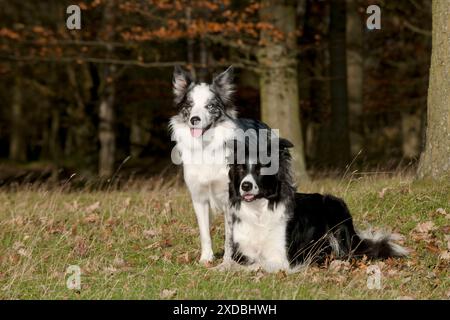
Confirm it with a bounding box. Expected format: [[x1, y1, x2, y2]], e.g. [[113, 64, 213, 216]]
[[228, 139, 408, 272]]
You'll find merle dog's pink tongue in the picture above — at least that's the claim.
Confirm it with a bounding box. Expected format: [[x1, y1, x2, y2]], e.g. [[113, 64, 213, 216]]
[[190, 128, 203, 138]]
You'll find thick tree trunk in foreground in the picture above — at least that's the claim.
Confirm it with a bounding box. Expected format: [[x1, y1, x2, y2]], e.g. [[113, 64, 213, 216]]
[[9, 76, 26, 162], [346, 0, 364, 157], [329, 0, 351, 167], [417, 1, 450, 179], [258, 0, 309, 182]]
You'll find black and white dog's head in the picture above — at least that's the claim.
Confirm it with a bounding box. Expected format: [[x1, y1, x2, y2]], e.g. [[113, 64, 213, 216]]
[[171, 65, 236, 138], [228, 137, 295, 209]]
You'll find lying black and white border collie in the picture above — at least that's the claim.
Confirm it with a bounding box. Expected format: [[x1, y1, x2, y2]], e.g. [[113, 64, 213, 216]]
[[228, 138, 408, 273], [169, 66, 273, 266]]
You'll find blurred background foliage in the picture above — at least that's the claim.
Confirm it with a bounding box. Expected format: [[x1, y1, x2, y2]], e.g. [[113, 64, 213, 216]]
[[0, 0, 433, 185]]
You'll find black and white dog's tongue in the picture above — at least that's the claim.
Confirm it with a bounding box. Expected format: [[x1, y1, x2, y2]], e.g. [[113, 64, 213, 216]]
[[243, 194, 255, 202]]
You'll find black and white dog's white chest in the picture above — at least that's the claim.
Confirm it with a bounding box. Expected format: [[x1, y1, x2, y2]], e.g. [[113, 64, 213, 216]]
[[232, 200, 291, 272]]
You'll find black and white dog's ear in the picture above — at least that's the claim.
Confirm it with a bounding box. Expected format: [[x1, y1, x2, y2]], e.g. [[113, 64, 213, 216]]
[[212, 66, 235, 102], [173, 65, 193, 102], [279, 138, 294, 149]]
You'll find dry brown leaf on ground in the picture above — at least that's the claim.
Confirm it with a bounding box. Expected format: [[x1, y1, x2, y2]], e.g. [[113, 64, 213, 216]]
[[441, 225, 450, 234], [329, 260, 351, 273], [160, 289, 177, 299], [143, 228, 160, 238], [113, 256, 126, 268], [17, 248, 31, 258], [426, 243, 441, 254], [436, 208, 450, 219], [103, 266, 118, 275], [413, 221, 436, 234], [83, 213, 99, 224], [252, 269, 265, 283], [73, 236, 89, 257], [411, 221, 437, 242], [85, 201, 100, 213], [177, 252, 191, 264], [163, 251, 173, 262], [438, 250, 450, 261], [378, 187, 390, 199]]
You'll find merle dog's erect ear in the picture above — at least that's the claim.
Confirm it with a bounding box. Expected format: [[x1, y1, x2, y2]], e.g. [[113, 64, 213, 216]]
[[279, 138, 294, 149], [173, 65, 193, 103], [212, 66, 235, 102]]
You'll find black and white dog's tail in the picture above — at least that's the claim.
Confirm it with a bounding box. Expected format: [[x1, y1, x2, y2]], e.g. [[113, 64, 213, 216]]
[[323, 195, 409, 260], [352, 229, 409, 259]]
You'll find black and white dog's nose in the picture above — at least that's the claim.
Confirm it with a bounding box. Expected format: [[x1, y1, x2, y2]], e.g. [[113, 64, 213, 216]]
[[241, 181, 253, 192], [190, 116, 201, 125]]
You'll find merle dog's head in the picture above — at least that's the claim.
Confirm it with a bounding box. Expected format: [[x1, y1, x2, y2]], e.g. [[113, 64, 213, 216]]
[[171, 65, 236, 138], [228, 137, 295, 209]]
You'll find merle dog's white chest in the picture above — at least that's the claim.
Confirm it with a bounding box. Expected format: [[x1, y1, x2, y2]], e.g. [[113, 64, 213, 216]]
[[233, 200, 290, 272], [171, 120, 236, 212], [183, 163, 229, 211]]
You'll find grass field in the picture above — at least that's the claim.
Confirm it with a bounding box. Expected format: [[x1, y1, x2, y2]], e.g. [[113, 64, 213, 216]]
[[0, 173, 449, 299]]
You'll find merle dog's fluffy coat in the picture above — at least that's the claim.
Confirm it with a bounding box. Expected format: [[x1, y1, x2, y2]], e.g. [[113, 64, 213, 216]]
[[169, 66, 275, 266], [228, 139, 408, 272]]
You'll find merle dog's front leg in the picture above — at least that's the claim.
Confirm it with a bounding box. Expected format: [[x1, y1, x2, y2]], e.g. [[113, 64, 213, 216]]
[[192, 200, 214, 263], [211, 208, 235, 271], [223, 208, 234, 262]]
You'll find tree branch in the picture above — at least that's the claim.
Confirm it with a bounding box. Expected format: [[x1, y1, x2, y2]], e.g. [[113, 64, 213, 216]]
[[1, 55, 253, 70], [403, 19, 431, 37]]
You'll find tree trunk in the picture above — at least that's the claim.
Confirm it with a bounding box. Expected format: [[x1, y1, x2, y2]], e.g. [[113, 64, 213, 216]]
[[185, 6, 197, 79], [401, 110, 421, 159], [198, 38, 208, 82], [346, 0, 364, 157], [98, 65, 116, 177], [130, 108, 151, 158], [49, 108, 61, 160], [9, 76, 26, 162], [329, 0, 351, 166], [417, 0, 450, 179], [98, 1, 116, 178], [257, 0, 309, 182]]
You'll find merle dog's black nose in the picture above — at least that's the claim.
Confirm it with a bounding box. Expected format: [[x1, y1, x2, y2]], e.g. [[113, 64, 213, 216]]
[[241, 181, 253, 192], [190, 116, 201, 125]]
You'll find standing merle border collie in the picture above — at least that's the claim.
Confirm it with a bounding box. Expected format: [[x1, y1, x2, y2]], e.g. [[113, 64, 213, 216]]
[[228, 138, 408, 273], [169, 65, 273, 266]]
